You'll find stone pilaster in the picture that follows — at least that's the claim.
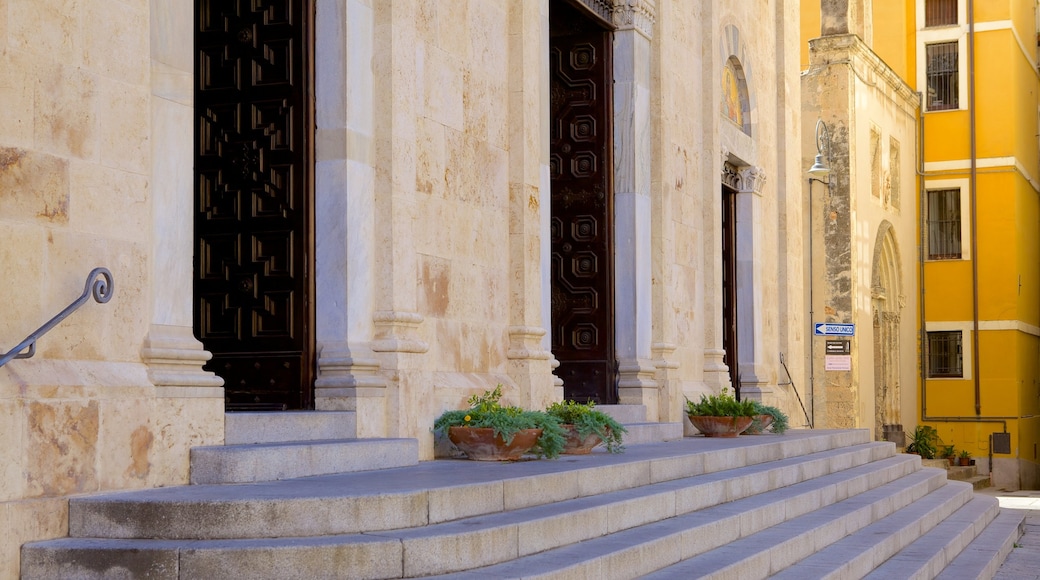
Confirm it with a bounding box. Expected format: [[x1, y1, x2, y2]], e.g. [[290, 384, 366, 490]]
[[613, 0, 657, 412], [141, 325, 223, 398]]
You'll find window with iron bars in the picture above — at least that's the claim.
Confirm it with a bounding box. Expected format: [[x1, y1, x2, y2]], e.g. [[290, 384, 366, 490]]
[[927, 188, 961, 259], [926, 42, 959, 111], [925, 0, 958, 27], [927, 331, 963, 378]]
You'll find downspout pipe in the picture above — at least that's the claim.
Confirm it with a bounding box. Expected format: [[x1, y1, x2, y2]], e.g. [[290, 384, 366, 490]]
[[968, 0, 982, 416], [918, 92, 929, 418]]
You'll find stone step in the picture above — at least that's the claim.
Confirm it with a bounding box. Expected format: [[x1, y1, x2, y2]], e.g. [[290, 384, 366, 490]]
[[771, 481, 980, 579], [65, 431, 881, 540], [935, 509, 1025, 580], [224, 411, 357, 444], [617, 421, 683, 445], [27, 434, 896, 578], [862, 494, 998, 579], [441, 465, 947, 579], [189, 437, 419, 484], [24, 430, 1018, 580]]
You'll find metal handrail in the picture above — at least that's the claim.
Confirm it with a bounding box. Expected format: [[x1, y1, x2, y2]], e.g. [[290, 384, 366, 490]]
[[0, 268, 114, 368]]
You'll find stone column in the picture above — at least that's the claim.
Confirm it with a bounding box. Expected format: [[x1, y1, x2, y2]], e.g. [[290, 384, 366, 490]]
[[142, 0, 223, 398], [312, 0, 386, 436], [371, 0, 430, 443], [505, 0, 557, 409], [612, 0, 658, 417], [735, 166, 772, 401]]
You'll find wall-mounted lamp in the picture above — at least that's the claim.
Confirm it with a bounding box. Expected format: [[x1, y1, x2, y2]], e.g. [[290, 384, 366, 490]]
[[808, 119, 831, 182]]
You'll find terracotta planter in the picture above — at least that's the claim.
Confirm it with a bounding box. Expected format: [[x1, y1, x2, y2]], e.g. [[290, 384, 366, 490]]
[[560, 425, 605, 454], [959, 457, 971, 466], [688, 415, 754, 437], [447, 426, 542, 461], [743, 414, 774, 435]]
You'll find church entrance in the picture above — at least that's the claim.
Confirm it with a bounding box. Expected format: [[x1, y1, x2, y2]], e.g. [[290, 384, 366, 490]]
[[549, 0, 616, 404], [193, 0, 314, 410]]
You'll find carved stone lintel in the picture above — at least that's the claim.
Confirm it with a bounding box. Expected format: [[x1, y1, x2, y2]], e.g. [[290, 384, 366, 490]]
[[737, 166, 766, 194], [612, 0, 656, 38], [371, 311, 429, 353], [722, 162, 740, 190], [141, 325, 224, 397]]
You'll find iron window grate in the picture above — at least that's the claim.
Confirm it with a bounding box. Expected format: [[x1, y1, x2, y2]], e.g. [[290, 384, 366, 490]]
[[928, 331, 963, 378], [926, 42, 959, 111]]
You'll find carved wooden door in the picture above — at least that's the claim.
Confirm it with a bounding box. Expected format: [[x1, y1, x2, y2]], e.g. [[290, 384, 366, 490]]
[[549, 1, 616, 404], [194, 0, 313, 410], [722, 183, 740, 398]]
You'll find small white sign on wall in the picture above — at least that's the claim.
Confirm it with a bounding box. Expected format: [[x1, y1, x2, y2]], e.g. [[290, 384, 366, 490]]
[[825, 355, 852, 371]]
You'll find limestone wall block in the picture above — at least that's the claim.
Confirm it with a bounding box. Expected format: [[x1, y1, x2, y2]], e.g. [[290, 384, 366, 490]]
[[80, 0, 148, 86], [0, 497, 68, 580], [96, 79, 150, 174], [0, 400, 24, 501], [416, 117, 447, 197], [24, 398, 100, 497], [0, 232, 44, 352], [33, 62, 99, 161], [0, 148, 70, 225], [68, 160, 149, 242], [39, 233, 149, 362], [0, 49, 34, 148], [96, 397, 155, 490], [148, 396, 225, 486], [8, 0, 81, 64], [423, 45, 464, 131]]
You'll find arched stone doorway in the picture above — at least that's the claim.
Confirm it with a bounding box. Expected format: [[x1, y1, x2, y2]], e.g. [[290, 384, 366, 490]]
[[872, 222, 903, 443]]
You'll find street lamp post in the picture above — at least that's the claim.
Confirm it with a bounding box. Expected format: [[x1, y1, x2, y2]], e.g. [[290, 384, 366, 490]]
[[807, 119, 830, 429]]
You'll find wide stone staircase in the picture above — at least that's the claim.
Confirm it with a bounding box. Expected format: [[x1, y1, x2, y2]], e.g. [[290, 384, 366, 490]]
[[21, 422, 1024, 579]]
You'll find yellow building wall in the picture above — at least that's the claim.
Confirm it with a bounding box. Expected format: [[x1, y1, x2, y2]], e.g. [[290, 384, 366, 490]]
[[871, 0, 911, 80]]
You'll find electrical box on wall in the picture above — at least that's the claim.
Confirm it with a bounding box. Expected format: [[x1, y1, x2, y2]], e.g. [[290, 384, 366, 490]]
[[992, 432, 1011, 454]]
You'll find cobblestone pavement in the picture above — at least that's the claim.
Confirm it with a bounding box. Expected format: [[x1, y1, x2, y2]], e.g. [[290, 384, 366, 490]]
[[981, 489, 1040, 580]]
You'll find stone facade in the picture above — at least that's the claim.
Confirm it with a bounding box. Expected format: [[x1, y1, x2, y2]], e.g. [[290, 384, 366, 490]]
[[0, 0, 806, 575], [801, 31, 920, 438]]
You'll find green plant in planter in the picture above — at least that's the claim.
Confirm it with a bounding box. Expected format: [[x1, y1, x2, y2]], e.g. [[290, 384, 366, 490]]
[[433, 385, 566, 459], [905, 425, 939, 459], [685, 389, 757, 417], [546, 400, 627, 453], [749, 400, 790, 434]]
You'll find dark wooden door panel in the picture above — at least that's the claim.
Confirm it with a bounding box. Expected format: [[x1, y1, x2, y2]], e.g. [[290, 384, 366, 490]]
[[550, 1, 615, 404], [195, 0, 313, 411], [722, 184, 740, 398]]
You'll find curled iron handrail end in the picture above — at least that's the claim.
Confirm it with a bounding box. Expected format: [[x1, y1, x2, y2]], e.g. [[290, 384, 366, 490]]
[[86, 267, 114, 304]]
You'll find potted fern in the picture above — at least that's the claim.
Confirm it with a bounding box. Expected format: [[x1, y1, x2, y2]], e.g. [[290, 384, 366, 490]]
[[546, 400, 627, 454], [433, 385, 566, 460], [685, 389, 757, 437], [744, 400, 790, 435]]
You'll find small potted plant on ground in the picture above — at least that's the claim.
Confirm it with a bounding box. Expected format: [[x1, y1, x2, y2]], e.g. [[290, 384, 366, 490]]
[[958, 449, 972, 466], [744, 400, 790, 435], [941, 445, 956, 466], [905, 425, 939, 459], [546, 400, 627, 454], [434, 385, 566, 460], [685, 389, 757, 437]]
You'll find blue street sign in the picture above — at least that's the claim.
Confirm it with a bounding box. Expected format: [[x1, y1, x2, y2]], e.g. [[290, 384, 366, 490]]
[[814, 323, 855, 336]]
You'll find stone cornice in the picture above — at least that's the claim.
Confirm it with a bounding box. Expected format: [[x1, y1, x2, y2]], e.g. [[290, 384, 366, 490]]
[[613, 0, 656, 38], [575, 0, 613, 26], [806, 34, 920, 118]]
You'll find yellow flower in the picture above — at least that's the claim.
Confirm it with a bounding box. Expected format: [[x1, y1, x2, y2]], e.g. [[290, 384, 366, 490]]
[[464, 415, 471, 422]]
